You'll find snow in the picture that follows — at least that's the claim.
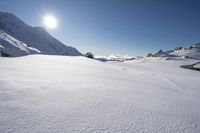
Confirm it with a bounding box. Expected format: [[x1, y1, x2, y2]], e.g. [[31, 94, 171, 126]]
[[0, 55, 200, 133], [193, 62, 200, 69], [0, 11, 81, 56], [149, 45, 200, 60], [0, 30, 40, 56], [170, 47, 200, 60], [95, 54, 136, 62], [0, 44, 4, 48]]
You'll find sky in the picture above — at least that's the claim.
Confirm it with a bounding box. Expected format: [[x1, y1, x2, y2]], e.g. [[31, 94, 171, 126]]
[[0, 0, 200, 56]]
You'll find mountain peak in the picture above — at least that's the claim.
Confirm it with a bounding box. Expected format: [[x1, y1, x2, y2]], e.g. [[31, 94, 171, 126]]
[[0, 11, 82, 57]]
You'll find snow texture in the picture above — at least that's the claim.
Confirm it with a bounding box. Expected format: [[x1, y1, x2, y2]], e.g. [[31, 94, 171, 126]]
[[0, 55, 200, 133]]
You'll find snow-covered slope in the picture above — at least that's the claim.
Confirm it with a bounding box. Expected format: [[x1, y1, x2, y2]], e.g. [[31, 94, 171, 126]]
[[149, 44, 200, 60], [170, 46, 200, 60], [0, 30, 40, 56], [0, 55, 200, 132], [0, 11, 81, 56]]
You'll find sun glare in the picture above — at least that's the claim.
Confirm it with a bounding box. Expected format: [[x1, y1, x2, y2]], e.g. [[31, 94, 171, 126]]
[[43, 15, 58, 29]]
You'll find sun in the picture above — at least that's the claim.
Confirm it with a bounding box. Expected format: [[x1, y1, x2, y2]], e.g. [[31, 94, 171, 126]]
[[43, 15, 58, 29]]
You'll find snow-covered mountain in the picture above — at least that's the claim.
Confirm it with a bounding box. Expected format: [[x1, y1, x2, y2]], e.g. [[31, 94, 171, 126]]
[[170, 43, 200, 60], [0, 30, 41, 56], [148, 43, 200, 60], [0, 11, 81, 56]]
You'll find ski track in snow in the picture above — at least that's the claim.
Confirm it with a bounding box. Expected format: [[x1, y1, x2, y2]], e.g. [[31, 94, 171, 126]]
[[0, 55, 200, 133]]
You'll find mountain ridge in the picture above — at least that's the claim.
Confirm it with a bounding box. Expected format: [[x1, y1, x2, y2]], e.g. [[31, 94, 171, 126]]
[[0, 11, 82, 57], [147, 43, 200, 60]]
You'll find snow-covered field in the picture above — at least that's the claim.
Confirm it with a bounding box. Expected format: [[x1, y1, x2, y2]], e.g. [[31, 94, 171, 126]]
[[0, 55, 200, 133]]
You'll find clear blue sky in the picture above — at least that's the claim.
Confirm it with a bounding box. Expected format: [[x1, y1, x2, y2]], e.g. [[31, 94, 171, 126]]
[[0, 0, 200, 56]]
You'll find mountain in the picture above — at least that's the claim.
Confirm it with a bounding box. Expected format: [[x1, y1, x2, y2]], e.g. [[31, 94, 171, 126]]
[[0, 11, 81, 57], [0, 30, 41, 56], [170, 43, 200, 59], [147, 43, 200, 60]]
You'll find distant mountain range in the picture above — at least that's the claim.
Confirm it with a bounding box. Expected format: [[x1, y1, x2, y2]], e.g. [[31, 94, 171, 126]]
[[95, 43, 200, 62], [0, 11, 81, 57], [147, 43, 200, 60]]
